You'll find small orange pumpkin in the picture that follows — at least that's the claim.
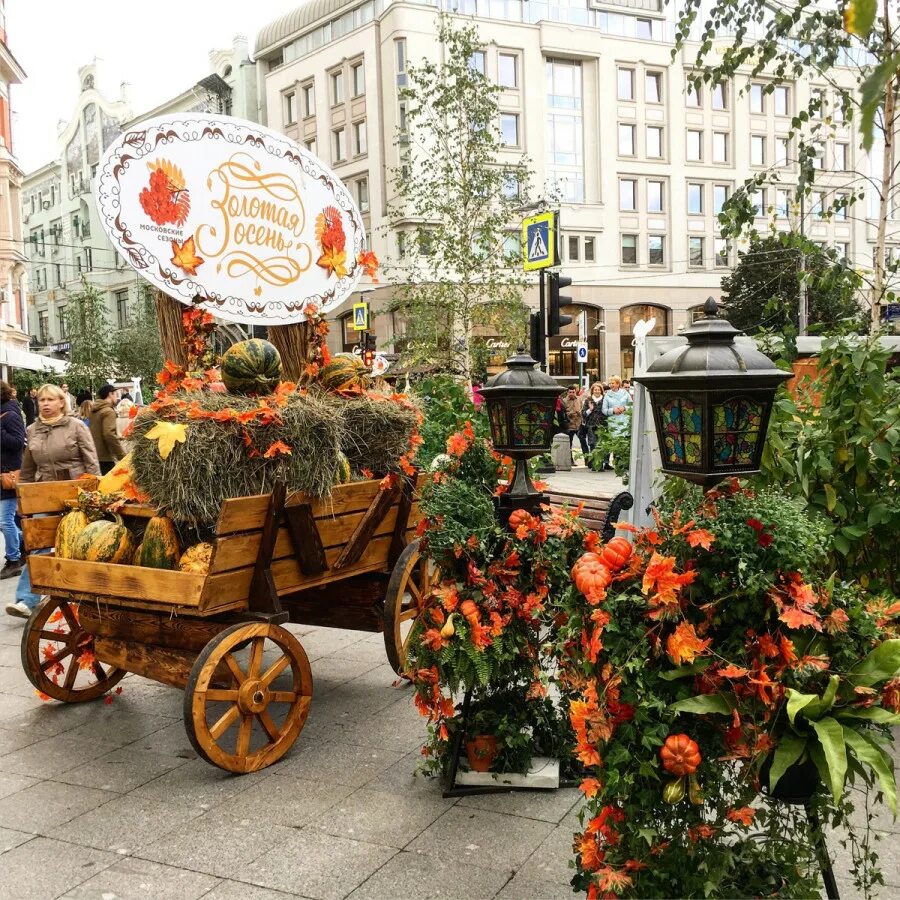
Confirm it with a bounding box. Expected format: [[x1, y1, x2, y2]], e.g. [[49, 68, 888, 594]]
[[508, 509, 532, 530], [660, 734, 701, 777], [571, 553, 612, 600], [598, 536, 633, 572]]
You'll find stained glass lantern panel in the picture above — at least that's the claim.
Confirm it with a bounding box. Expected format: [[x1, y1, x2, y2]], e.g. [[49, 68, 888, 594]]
[[511, 401, 555, 448], [659, 397, 703, 468], [712, 396, 763, 468], [489, 402, 509, 447]]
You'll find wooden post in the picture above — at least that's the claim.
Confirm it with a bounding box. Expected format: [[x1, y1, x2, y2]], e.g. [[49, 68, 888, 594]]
[[268, 322, 312, 383], [248, 483, 287, 617], [153, 290, 188, 367]]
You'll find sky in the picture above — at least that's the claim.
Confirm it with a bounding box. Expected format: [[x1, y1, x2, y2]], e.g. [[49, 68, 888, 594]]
[[8, 0, 294, 173]]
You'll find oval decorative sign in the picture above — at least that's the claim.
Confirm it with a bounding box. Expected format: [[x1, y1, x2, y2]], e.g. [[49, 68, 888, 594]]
[[96, 113, 375, 324]]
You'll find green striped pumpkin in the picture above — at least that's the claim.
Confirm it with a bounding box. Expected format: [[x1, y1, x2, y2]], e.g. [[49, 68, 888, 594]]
[[55, 510, 91, 559], [221, 339, 282, 395], [134, 515, 180, 569], [72, 516, 135, 565], [320, 354, 371, 393], [334, 451, 352, 485]]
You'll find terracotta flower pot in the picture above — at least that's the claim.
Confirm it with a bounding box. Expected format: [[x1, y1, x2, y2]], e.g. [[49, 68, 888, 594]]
[[465, 734, 499, 773]]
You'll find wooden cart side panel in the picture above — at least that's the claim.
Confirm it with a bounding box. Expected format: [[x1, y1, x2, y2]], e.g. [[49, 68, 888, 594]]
[[22, 515, 62, 552], [79, 605, 237, 652], [17, 478, 98, 515], [28, 555, 207, 607], [214, 474, 428, 535], [209, 501, 421, 574]]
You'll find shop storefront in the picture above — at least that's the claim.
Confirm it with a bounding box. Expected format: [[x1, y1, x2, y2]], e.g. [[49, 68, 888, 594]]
[[548, 303, 601, 386], [619, 304, 670, 378]]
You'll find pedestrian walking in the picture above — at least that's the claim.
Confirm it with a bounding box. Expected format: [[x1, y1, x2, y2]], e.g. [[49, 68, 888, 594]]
[[563, 385, 589, 460], [22, 387, 37, 426], [60, 382, 76, 414], [0, 381, 25, 582], [88, 384, 126, 475], [6, 384, 100, 619], [581, 382, 610, 468]]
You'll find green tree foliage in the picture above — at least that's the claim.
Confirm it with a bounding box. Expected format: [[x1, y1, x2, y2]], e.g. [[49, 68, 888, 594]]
[[721, 234, 865, 336], [111, 284, 163, 396], [673, 0, 898, 329], [414, 374, 490, 467], [385, 14, 534, 383], [757, 332, 900, 591], [62, 278, 116, 392]]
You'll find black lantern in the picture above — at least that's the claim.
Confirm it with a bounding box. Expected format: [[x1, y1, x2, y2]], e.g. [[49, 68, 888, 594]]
[[635, 298, 789, 488], [479, 348, 564, 518]]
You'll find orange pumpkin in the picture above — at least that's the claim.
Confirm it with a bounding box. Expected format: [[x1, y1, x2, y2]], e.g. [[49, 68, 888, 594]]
[[508, 509, 532, 530], [660, 734, 701, 777], [571, 553, 612, 600], [598, 536, 633, 572]]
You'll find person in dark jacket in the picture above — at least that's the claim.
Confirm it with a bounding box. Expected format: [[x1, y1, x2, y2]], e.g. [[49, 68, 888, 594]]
[[0, 381, 26, 580], [22, 388, 37, 426], [88, 384, 126, 474], [582, 382, 611, 470]]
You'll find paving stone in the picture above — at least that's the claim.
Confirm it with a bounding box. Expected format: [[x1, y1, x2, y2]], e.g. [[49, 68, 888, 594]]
[[307, 656, 382, 691], [0, 826, 33, 854], [0, 732, 122, 777], [0, 700, 98, 739], [245, 826, 396, 900], [348, 848, 511, 900], [0, 779, 115, 834], [0, 643, 22, 666], [132, 758, 267, 807], [407, 806, 554, 872], [366, 751, 449, 800], [122, 720, 198, 760], [275, 738, 404, 789], [60, 856, 221, 899], [310, 786, 453, 849], [307, 683, 404, 727], [138, 809, 296, 880], [0, 836, 117, 900], [494, 869, 575, 900], [0, 770, 38, 799], [296, 629, 368, 661], [48, 792, 205, 854], [516, 822, 580, 884], [64, 711, 176, 748], [0, 692, 43, 725], [458, 787, 581, 824], [334, 639, 395, 667], [202, 881, 308, 900], [339, 698, 428, 755], [213, 772, 353, 828], [56, 747, 191, 793]]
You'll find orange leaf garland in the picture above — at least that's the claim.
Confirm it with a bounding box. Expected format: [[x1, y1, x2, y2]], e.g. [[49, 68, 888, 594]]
[[666, 621, 712, 666]]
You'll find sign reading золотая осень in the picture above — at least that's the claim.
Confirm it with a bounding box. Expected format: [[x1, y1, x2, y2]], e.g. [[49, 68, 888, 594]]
[[95, 114, 376, 325]]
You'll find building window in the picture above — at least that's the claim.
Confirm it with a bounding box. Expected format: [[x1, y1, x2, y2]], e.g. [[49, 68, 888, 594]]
[[353, 120, 367, 155], [304, 137, 317, 156], [834, 143, 848, 171], [356, 177, 369, 213], [302, 82, 315, 117], [833, 97, 844, 122], [331, 71, 344, 105], [835, 193, 848, 220], [398, 101, 408, 135], [397, 232, 407, 258], [645, 71, 662, 104], [812, 142, 824, 168], [775, 137, 789, 167], [619, 178, 636, 211], [775, 188, 790, 218], [469, 50, 486, 75], [618, 123, 635, 156], [689, 236, 705, 267], [500, 113, 519, 147], [618, 68, 634, 101], [713, 131, 728, 163], [714, 239, 729, 267], [686, 130, 702, 161], [38, 312, 48, 343], [396, 39, 406, 74], [648, 235, 665, 266], [547, 59, 584, 202], [686, 84, 701, 107], [333, 127, 346, 162], [712, 82, 727, 110], [636, 17, 652, 39], [115, 289, 129, 327], [621, 234, 637, 265], [57, 306, 67, 338], [774, 85, 790, 116], [687, 183, 703, 214], [646, 126, 663, 159], [713, 184, 729, 213], [837, 242, 850, 260], [283, 92, 296, 125], [751, 188, 767, 217], [352, 61, 365, 97], [750, 83, 764, 114], [584, 237, 595, 262], [648, 180, 663, 212], [499, 53, 518, 88], [502, 173, 520, 199], [750, 135, 766, 166], [55, 264, 62, 287], [568, 235, 580, 261], [813, 191, 826, 218]]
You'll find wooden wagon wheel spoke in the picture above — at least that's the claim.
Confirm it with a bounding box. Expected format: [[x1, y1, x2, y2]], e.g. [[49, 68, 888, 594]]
[[62, 656, 79, 692], [209, 704, 240, 740], [38, 629, 67, 642], [91, 660, 107, 681], [59, 600, 80, 632], [184, 622, 313, 774], [398, 607, 419, 623], [405, 579, 422, 604], [40, 645, 73, 671]]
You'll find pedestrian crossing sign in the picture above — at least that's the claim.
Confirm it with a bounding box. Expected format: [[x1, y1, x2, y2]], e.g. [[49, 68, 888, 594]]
[[352, 302, 369, 331], [522, 211, 557, 271]]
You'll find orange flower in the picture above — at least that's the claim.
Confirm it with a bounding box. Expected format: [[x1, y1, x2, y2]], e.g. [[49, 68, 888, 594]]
[[580, 777, 602, 798], [263, 440, 292, 458], [686, 528, 716, 550], [665, 621, 712, 666], [726, 806, 756, 826], [642, 553, 696, 617], [882, 678, 900, 713], [687, 824, 717, 842]]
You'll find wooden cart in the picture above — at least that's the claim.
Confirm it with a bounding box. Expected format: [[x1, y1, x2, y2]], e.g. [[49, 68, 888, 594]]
[[16, 473, 438, 773]]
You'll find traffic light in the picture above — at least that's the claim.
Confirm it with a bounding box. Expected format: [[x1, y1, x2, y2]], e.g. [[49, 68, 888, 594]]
[[529, 310, 545, 365], [548, 272, 573, 337], [362, 333, 376, 368]]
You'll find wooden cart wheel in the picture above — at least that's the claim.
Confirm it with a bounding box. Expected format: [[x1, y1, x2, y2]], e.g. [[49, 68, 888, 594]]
[[21, 596, 125, 703], [184, 622, 312, 774], [383, 539, 440, 675]]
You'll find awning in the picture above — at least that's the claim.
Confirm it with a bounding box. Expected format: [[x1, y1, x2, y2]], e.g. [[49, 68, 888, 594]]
[[0, 343, 67, 373]]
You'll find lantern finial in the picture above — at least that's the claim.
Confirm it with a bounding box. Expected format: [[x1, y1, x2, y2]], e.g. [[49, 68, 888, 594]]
[[703, 296, 718, 317]]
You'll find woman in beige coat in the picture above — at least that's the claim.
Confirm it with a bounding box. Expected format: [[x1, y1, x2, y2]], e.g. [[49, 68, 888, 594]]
[[6, 384, 100, 619]]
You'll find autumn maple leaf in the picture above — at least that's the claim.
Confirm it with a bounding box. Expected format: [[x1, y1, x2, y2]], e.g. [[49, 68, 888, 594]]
[[263, 440, 292, 459], [170, 236, 204, 275], [316, 246, 348, 278], [579, 777, 602, 799], [686, 528, 716, 550], [665, 621, 712, 666], [144, 421, 188, 460], [726, 806, 756, 826], [717, 663, 750, 679]]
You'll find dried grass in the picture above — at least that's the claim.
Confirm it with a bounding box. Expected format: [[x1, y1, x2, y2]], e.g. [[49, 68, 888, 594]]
[[335, 393, 421, 477]]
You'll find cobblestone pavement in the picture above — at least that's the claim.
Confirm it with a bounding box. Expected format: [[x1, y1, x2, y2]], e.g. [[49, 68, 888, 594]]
[[0, 575, 897, 899]]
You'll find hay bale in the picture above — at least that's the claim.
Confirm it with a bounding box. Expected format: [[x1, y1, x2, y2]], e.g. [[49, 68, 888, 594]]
[[335, 394, 421, 477], [130, 392, 344, 526]]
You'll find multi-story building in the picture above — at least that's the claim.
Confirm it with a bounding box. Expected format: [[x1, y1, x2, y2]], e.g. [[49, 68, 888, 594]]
[[22, 37, 258, 358], [253, 0, 899, 380]]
